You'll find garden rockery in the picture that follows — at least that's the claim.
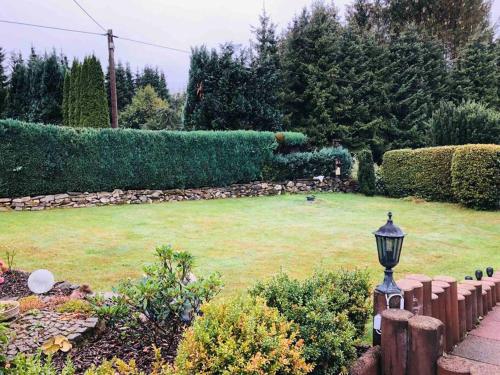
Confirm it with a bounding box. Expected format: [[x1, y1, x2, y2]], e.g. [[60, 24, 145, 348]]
[[0, 177, 357, 211]]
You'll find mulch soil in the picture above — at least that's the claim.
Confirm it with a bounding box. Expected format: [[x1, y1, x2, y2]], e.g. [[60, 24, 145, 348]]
[[52, 322, 181, 374], [0, 270, 32, 299], [0, 270, 74, 300]]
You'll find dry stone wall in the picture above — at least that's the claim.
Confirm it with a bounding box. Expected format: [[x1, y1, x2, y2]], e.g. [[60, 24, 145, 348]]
[[0, 177, 357, 211]]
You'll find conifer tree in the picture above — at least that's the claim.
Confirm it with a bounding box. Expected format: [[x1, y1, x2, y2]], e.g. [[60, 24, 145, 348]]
[[25, 48, 44, 122], [78, 55, 109, 127], [39, 51, 65, 124], [451, 36, 499, 109], [248, 10, 283, 131], [5, 53, 28, 120], [280, 3, 343, 145], [68, 59, 81, 127], [106, 61, 135, 112], [62, 71, 71, 126], [0, 47, 7, 116], [136, 66, 170, 101], [385, 28, 448, 149]]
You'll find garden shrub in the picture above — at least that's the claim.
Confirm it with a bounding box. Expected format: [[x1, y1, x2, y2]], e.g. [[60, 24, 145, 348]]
[[173, 296, 312, 375], [250, 269, 371, 375], [381, 146, 457, 201], [95, 245, 223, 337], [357, 149, 375, 196], [264, 147, 353, 181], [431, 101, 500, 146], [0, 323, 9, 369], [451, 144, 500, 210], [0, 120, 282, 197], [6, 352, 75, 375]]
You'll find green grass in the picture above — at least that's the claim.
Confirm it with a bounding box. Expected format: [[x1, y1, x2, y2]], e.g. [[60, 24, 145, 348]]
[[0, 193, 499, 294]]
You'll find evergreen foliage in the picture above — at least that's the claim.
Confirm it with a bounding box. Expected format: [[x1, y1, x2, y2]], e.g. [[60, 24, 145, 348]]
[[0, 119, 295, 197], [62, 71, 71, 126], [357, 149, 375, 196], [249, 10, 283, 131], [451, 144, 500, 210], [0, 47, 7, 116], [78, 55, 109, 128], [106, 62, 136, 113], [136, 66, 170, 101], [385, 28, 448, 149], [5, 53, 28, 120], [119, 85, 171, 130], [451, 37, 499, 108], [431, 101, 500, 146]]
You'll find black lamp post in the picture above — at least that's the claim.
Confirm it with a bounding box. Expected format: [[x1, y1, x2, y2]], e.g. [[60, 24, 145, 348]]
[[373, 212, 405, 295]]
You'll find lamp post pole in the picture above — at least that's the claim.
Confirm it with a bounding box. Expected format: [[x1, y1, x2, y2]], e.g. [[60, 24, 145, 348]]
[[107, 29, 118, 129]]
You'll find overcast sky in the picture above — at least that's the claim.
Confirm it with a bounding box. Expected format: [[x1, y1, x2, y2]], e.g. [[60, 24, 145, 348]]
[[1, 0, 499, 92]]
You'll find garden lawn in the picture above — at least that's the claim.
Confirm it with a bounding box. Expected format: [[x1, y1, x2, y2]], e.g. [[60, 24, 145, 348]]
[[0, 193, 499, 294]]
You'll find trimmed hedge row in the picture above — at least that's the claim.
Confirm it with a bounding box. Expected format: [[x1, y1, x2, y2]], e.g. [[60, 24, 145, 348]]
[[451, 144, 499, 210], [381, 146, 457, 201], [0, 120, 281, 197], [263, 147, 352, 182], [0, 120, 350, 197], [381, 144, 499, 209]]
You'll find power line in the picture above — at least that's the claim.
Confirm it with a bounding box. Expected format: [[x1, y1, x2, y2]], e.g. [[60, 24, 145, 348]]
[[71, 0, 106, 32], [0, 19, 106, 36], [114, 35, 190, 54]]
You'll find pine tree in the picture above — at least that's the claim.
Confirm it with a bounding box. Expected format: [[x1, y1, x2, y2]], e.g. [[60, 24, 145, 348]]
[[39, 51, 65, 124], [78, 55, 109, 127], [280, 4, 341, 145], [249, 9, 283, 131], [451, 36, 499, 109], [68, 59, 81, 127], [106, 61, 135, 113], [184, 46, 211, 129], [0, 47, 7, 116], [385, 28, 448, 149], [357, 148, 376, 196], [62, 71, 71, 126], [5, 53, 28, 120], [136, 66, 170, 101], [25, 48, 44, 122]]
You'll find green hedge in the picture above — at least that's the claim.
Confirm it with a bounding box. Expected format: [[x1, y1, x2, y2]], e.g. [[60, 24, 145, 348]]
[[431, 101, 500, 146], [0, 120, 283, 197], [264, 147, 352, 181], [451, 144, 499, 210], [381, 146, 457, 201]]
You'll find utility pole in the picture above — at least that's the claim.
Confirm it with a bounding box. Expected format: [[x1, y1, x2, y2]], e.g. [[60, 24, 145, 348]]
[[107, 29, 118, 128]]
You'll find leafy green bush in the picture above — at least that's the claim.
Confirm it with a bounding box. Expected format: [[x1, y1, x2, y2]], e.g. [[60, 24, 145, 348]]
[[357, 149, 375, 196], [173, 296, 312, 375], [431, 101, 500, 146], [451, 144, 500, 210], [264, 147, 353, 181], [0, 120, 284, 197], [381, 146, 457, 201], [250, 269, 371, 375], [0, 323, 9, 369], [6, 352, 75, 375], [97, 245, 222, 337]]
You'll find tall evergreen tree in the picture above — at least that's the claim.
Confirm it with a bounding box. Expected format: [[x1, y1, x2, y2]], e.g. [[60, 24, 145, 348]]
[[385, 28, 448, 149], [279, 3, 343, 145], [451, 36, 499, 109], [5, 53, 28, 120], [106, 61, 135, 112], [78, 55, 109, 127], [25, 48, 44, 122], [249, 10, 283, 131], [62, 71, 71, 126], [136, 66, 170, 101], [0, 47, 7, 116], [68, 59, 81, 127], [39, 51, 65, 124]]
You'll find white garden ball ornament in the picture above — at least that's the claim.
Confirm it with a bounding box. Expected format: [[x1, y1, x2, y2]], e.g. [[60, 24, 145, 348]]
[[28, 269, 55, 294]]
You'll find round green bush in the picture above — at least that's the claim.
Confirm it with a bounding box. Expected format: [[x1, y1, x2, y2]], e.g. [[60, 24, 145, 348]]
[[173, 296, 312, 375]]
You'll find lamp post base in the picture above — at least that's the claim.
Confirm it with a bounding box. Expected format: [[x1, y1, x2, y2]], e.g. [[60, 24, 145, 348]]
[[375, 268, 402, 295]]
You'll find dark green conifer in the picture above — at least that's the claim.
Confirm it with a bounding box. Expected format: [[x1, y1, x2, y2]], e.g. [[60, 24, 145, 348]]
[[78, 55, 109, 128]]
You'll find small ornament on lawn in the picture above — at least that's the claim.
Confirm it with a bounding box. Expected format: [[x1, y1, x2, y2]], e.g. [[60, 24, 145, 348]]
[[41, 335, 72, 355], [28, 269, 55, 294]]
